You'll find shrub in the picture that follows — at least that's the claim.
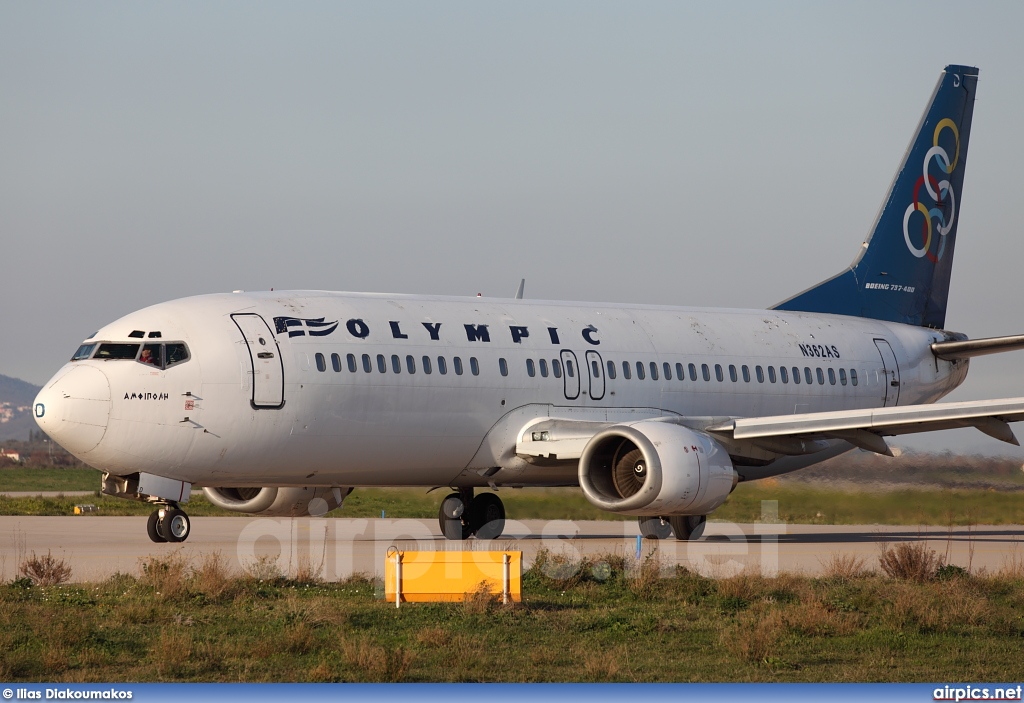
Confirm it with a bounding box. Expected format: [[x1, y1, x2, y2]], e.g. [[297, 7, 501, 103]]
[[879, 542, 941, 582], [19, 550, 72, 586], [936, 563, 971, 581]]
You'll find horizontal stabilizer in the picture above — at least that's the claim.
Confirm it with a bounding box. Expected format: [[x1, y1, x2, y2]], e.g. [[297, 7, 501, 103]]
[[931, 334, 1024, 360]]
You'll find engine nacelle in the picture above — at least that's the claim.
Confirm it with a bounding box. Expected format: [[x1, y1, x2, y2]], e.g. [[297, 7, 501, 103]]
[[202, 486, 350, 517], [578, 421, 736, 516]]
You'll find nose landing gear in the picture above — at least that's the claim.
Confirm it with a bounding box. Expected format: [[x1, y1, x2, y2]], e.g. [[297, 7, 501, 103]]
[[437, 489, 506, 541], [146, 505, 191, 543]]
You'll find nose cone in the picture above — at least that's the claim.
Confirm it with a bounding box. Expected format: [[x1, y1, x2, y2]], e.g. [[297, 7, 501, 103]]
[[34, 366, 112, 456]]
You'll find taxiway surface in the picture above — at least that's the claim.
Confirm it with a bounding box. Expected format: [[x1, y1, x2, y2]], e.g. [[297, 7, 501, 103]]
[[3, 516, 1023, 582]]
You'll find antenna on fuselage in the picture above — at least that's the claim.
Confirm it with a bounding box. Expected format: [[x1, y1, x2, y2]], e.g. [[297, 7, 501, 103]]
[[514, 279, 525, 300]]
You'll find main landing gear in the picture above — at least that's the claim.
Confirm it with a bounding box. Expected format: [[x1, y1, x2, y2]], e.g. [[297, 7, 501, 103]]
[[637, 515, 707, 541], [146, 505, 191, 543], [438, 488, 506, 541]]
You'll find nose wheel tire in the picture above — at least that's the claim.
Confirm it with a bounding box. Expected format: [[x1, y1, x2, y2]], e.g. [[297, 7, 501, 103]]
[[438, 493, 471, 540], [147, 510, 168, 543], [153, 507, 191, 543], [638, 516, 673, 540], [468, 493, 505, 540]]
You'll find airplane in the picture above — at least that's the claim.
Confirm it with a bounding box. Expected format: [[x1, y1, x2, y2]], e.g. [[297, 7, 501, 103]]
[[32, 64, 1024, 544]]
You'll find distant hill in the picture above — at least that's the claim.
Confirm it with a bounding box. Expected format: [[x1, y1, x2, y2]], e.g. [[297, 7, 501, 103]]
[[0, 374, 42, 442]]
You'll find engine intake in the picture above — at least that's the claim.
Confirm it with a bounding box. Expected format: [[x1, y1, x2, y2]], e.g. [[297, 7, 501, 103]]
[[203, 486, 351, 517], [578, 421, 735, 516]]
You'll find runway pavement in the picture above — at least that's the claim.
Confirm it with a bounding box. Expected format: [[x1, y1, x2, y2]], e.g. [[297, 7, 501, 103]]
[[3, 515, 1023, 582]]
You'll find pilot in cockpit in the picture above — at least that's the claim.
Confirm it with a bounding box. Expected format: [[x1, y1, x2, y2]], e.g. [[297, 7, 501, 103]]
[[139, 347, 159, 366]]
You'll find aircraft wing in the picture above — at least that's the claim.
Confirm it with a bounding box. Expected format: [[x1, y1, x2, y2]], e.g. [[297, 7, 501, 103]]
[[516, 398, 1024, 463], [706, 396, 1024, 455]]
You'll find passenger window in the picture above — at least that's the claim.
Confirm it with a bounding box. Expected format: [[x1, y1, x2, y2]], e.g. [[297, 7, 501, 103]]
[[742, 365, 750, 383], [527, 359, 536, 377], [649, 362, 658, 381], [437, 357, 448, 375], [768, 366, 776, 383], [755, 365, 764, 383], [539, 359, 549, 377], [622, 361, 631, 380], [689, 363, 698, 381], [362, 354, 372, 373], [792, 367, 800, 384], [95, 343, 140, 360], [702, 364, 711, 382], [592, 360, 601, 377], [71, 343, 97, 361], [391, 355, 401, 374], [422, 356, 432, 374], [377, 354, 387, 373], [566, 359, 575, 377], [454, 357, 464, 375], [828, 368, 836, 385], [636, 362, 646, 380], [331, 353, 342, 373], [315, 353, 326, 372], [663, 362, 672, 380], [676, 362, 684, 380], [140, 343, 162, 367], [552, 360, 562, 378], [851, 369, 858, 386], [606, 360, 616, 380], [499, 358, 508, 376], [729, 365, 737, 382], [163, 343, 190, 368], [780, 366, 789, 384], [407, 355, 416, 374], [805, 367, 814, 385], [470, 357, 480, 376], [715, 364, 724, 382], [347, 354, 357, 372], [839, 368, 847, 386], [816, 368, 824, 385]]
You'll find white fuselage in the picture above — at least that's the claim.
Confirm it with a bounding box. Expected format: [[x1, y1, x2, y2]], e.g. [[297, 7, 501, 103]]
[[34, 291, 968, 488]]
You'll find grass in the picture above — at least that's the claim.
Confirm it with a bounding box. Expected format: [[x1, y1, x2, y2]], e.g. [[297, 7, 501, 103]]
[[3, 467, 1024, 525], [3, 548, 1024, 682], [0, 467, 99, 492]]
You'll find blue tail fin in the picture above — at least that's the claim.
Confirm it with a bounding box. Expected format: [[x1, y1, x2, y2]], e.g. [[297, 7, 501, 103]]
[[774, 65, 979, 329]]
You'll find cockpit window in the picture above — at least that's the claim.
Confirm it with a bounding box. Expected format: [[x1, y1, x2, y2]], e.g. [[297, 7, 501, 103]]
[[77, 341, 190, 369], [140, 344, 161, 367], [95, 343, 141, 360], [165, 343, 190, 368], [71, 343, 97, 361]]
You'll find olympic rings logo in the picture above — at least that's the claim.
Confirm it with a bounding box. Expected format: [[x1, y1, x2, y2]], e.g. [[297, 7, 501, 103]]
[[903, 118, 960, 262]]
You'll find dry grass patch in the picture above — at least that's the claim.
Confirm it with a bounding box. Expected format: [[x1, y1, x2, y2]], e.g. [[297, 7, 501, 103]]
[[416, 626, 451, 647], [152, 628, 194, 678], [192, 552, 235, 601], [821, 553, 871, 580], [577, 644, 633, 681], [723, 605, 787, 665], [139, 552, 189, 599], [339, 637, 414, 682]]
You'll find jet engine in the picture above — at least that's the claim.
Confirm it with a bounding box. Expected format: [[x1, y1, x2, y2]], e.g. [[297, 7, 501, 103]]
[[578, 421, 736, 516], [202, 486, 351, 517]]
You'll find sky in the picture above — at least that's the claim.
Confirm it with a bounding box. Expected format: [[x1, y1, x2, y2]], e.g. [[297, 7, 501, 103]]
[[3, 1, 1024, 455]]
